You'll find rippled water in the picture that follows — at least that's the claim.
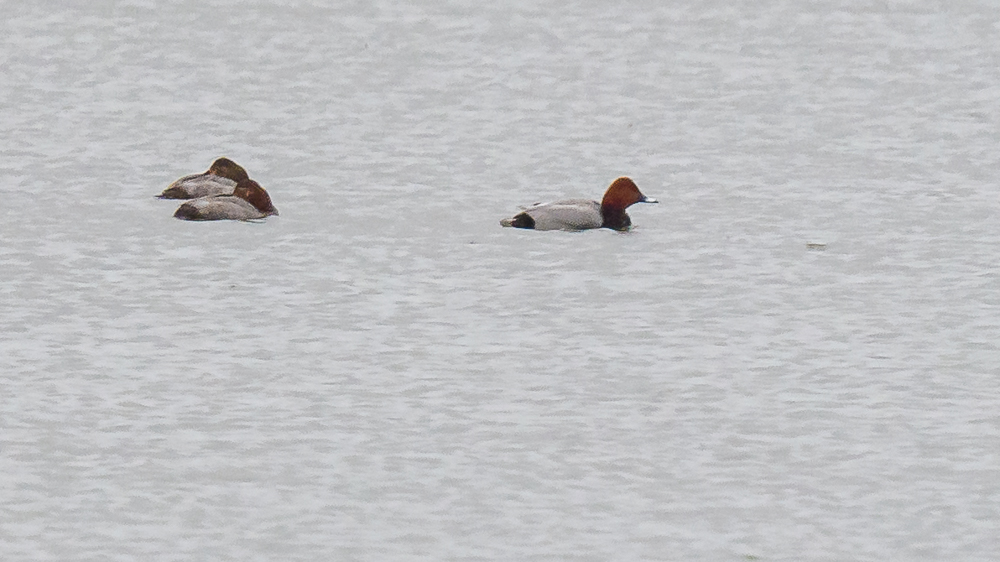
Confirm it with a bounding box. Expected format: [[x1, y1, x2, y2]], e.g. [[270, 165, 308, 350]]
[[2, 1, 999, 560]]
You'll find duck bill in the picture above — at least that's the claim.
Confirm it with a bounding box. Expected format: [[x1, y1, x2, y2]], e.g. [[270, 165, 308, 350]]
[[640, 195, 658, 203]]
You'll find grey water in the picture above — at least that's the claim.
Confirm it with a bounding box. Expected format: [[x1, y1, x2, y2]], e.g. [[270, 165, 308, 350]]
[[1, 1, 999, 560]]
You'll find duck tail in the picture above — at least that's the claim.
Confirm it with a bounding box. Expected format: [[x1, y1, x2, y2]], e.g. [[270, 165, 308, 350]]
[[501, 212, 535, 229], [173, 203, 202, 220]]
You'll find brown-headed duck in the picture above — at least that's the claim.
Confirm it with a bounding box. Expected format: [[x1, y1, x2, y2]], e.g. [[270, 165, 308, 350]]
[[173, 179, 278, 221], [158, 157, 250, 199], [500, 177, 657, 231]]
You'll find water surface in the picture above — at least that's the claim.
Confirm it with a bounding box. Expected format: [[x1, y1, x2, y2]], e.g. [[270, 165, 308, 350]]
[[2, 1, 999, 560]]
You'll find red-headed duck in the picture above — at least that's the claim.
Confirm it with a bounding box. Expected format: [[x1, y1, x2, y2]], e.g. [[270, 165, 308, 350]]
[[500, 177, 657, 231], [158, 157, 250, 199], [173, 179, 279, 221]]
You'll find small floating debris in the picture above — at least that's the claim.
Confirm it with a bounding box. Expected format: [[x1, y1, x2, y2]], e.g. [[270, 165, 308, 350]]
[[806, 242, 827, 250]]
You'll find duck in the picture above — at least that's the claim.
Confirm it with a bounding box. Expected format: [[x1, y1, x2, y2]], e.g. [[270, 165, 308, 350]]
[[173, 179, 279, 221], [500, 177, 657, 231], [158, 157, 250, 199]]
